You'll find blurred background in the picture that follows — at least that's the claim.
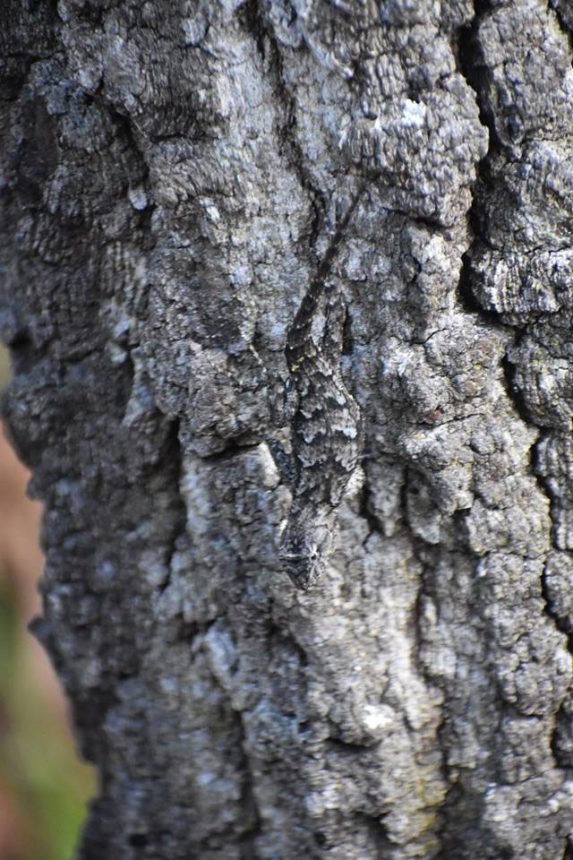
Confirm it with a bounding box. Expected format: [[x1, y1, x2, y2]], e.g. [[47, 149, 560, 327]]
[[0, 344, 94, 859]]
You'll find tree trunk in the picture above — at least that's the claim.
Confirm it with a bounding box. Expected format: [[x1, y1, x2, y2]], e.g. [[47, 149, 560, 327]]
[[2, 1, 573, 857]]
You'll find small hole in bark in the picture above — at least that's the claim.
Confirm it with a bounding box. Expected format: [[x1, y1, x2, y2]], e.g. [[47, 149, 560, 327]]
[[129, 834, 148, 847]]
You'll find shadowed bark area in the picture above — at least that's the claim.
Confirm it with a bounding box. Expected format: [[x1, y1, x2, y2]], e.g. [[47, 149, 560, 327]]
[[1, 1, 573, 858]]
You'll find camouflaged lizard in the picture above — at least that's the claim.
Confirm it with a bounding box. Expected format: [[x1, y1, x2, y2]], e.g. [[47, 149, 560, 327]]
[[279, 189, 364, 590]]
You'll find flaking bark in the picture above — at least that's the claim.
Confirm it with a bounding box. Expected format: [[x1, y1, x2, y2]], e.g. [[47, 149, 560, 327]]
[[1, 1, 573, 858]]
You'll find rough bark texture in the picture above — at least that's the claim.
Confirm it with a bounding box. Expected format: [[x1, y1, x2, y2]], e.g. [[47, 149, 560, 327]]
[[1, 1, 573, 858]]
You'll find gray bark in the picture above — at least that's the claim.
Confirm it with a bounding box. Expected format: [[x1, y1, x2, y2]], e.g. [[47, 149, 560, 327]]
[[1, 1, 573, 858]]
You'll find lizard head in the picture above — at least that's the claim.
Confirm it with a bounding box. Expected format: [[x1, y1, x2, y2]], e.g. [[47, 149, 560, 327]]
[[279, 516, 333, 591]]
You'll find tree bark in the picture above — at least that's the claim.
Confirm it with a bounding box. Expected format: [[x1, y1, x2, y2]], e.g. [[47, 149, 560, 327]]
[[2, 1, 573, 858]]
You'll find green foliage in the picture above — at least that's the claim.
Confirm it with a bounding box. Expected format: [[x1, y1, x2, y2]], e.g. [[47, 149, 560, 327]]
[[0, 573, 95, 860]]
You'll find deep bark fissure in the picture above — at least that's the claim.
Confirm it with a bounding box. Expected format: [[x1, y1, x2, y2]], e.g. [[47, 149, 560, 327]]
[[240, 0, 326, 252], [459, 0, 573, 669], [454, 12, 573, 854], [157, 417, 187, 595]]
